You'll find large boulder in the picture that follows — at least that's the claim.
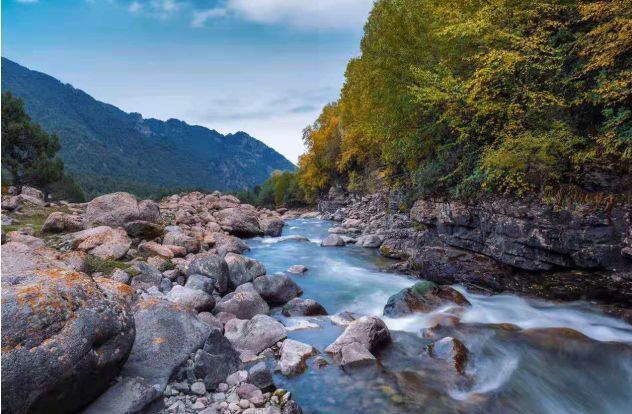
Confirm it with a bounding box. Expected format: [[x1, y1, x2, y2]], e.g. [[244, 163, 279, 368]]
[[129, 262, 163, 291], [84, 192, 159, 228], [320, 234, 345, 247], [207, 232, 250, 256], [259, 216, 285, 237], [224, 315, 287, 358], [253, 275, 302, 305], [383, 281, 470, 317], [65, 226, 131, 260], [356, 234, 383, 248], [277, 339, 316, 376], [225, 253, 267, 289], [124, 220, 164, 240], [325, 316, 391, 360], [1, 242, 78, 275], [166, 285, 215, 312], [185, 274, 216, 294], [138, 240, 174, 258], [214, 291, 269, 320], [138, 199, 160, 222], [6, 232, 46, 249], [163, 229, 200, 254], [190, 330, 243, 390], [85, 298, 211, 413], [215, 207, 263, 238], [186, 253, 230, 294], [282, 298, 328, 317], [41, 212, 84, 233], [1, 269, 134, 414]]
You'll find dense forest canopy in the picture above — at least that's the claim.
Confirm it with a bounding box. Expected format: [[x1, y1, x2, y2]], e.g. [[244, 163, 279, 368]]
[[297, 0, 632, 203]]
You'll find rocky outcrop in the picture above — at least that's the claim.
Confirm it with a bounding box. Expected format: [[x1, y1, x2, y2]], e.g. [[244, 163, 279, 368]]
[[1, 269, 134, 414], [410, 199, 632, 272], [383, 281, 470, 317]]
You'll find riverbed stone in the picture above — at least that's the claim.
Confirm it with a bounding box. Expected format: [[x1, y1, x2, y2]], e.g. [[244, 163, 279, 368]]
[[248, 362, 274, 391], [320, 234, 346, 247], [253, 275, 303, 305], [41, 211, 84, 233], [282, 298, 328, 317], [356, 234, 383, 248], [277, 339, 316, 376], [325, 316, 391, 357], [427, 336, 469, 374], [287, 265, 308, 274], [225, 253, 267, 289], [215, 207, 263, 238], [167, 285, 215, 312], [383, 281, 470, 317], [186, 253, 230, 294], [214, 291, 269, 320], [224, 315, 287, 358]]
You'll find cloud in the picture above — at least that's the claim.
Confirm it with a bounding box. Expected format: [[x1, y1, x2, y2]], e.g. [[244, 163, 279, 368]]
[[128, 1, 143, 12], [226, 0, 373, 31], [192, 7, 227, 28], [16, 0, 39, 3], [122, 0, 184, 18]]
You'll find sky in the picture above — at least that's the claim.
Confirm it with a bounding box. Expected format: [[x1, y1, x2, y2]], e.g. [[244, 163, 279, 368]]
[[2, 0, 374, 163]]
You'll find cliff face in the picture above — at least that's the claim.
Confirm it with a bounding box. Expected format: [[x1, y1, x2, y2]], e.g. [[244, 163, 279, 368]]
[[410, 199, 632, 273]]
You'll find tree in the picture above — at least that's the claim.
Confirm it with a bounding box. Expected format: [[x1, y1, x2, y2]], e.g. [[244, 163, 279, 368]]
[[2, 92, 64, 196]]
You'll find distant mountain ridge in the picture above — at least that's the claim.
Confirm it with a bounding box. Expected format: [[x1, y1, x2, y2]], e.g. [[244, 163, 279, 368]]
[[1, 57, 295, 198]]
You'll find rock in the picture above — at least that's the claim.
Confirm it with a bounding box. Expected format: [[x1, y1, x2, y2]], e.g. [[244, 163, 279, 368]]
[[287, 265, 308, 274], [253, 275, 302, 305], [198, 312, 224, 331], [379, 238, 413, 260], [187, 253, 230, 294], [282, 298, 328, 317], [277, 339, 316, 376], [383, 281, 470, 317], [1, 242, 70, 275], [1, 269, 134, 414], [185, 274, 216, 294], [84, 192, 147, 227], [139, 241, 174, 258], [190, 382, 207, 395], [124, 220, 164, 239], [248, 362, 274, 390], [209, 232, 250, 256], [83, 377, 161, 414], [224, 315, 287, 358], [320, 234, 345, 247], [282, 400, 304, 414], [138, 199, 161, 222], [235, 282, 257, 293], [259, 216, 285, 237], [6, 232, 46, 249], [65, 226, 132, 260], [356, 234, 383, 248], [111, 268, 131, 284], [215, 207, 263, 237], [163, 230, 200, 254], [427, 336, 469, 374], [225, 253, 267, 289], [339, 342, 376, 366], [191, 330, 243, 390], [41, 211, 84, 233], [167, 285, 215, 312], [325, 316, 391, 356], [214, 291, 269, 320], [300, 211, 320, 219], [130, 262, 163, 291], [284, 319, 321, 332], [236, 383, 263, 402]]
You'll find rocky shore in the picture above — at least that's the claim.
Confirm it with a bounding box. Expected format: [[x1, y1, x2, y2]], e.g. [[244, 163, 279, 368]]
[[1, 189, 328, 414], [318, 189, 632, 319]]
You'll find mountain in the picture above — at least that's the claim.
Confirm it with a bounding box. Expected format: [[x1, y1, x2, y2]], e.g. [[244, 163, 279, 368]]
[[1, 57, 295, 198]]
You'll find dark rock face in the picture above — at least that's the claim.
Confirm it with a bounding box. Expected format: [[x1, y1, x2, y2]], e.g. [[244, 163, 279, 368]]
[[190, 330, 242, 390], [1, 269, 135, 414], [282, 298, 328, 317], [186, 253, 230, 294], [253, 275, 303, 305], [384, 281, 470, 317], [428, 336, 469, 375], [410, 199, 632, 272]]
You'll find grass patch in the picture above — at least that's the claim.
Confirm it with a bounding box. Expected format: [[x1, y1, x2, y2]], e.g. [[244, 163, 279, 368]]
[[83, 255, 132, 276]]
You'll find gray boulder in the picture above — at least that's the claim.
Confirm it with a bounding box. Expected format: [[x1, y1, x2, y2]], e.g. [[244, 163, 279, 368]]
[[287, 265, 308, 274], [224, 315, 287, 358], [138, 199, 161, 222], [383, 281, 470, 317], [248, 361, 274, 390], [325, 316, 391, 356], [320, 234, 345, 247], [259, 216, 285, 237], [340, 342, 376, 366], [210, 232, 250, 256], [282, 298, 328, 317], [356, 234, 383, 248], [163, 229, 200, 254], [166, 285, 215, 312], [214, 291, 269, 320], [130, 262, 163, 291], [41, 211, 84, 233], [216, 207, 263, 238], [277, 339, 316, 376], [253, 275, 302, 305], [65, 226, 132, 260], [84, 192, 142, 228], [124, 220, 164, 240], [225, 253, 267, 289], [1, 270, 134, 414], [190, 330, 243, 390], [185, 273, 216, 294], [186, 253, 230, 294], [82, 377, 160, 414]]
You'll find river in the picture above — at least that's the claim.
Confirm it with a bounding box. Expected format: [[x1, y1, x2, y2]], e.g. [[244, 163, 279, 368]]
[[246, 218, 632, 414]]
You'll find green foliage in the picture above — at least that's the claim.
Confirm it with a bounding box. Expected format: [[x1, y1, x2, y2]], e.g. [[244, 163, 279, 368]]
[[48, 174, 86, 203], [236, 170, 306, 208], [83, 255, 131, 276], [1, 92, 64, 196], [297, 0, 632, 200]]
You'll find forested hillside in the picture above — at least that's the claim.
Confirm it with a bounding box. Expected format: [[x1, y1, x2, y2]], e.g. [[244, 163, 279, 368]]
[[1, 58, 295, 199], [298, 0, 631, 203]]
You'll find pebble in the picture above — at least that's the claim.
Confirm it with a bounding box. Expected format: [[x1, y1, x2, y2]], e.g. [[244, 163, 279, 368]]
[[218, 383, 229, 392], [212, 392, 226, 402], [190, 381, 207, 395], [239, 399, 250, 409]]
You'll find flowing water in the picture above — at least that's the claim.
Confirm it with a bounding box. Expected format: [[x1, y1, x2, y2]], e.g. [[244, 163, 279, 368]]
[[246, 219, 632, 414]]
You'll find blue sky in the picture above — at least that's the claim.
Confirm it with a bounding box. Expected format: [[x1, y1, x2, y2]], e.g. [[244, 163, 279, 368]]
[[2, 0, 374, 163]]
